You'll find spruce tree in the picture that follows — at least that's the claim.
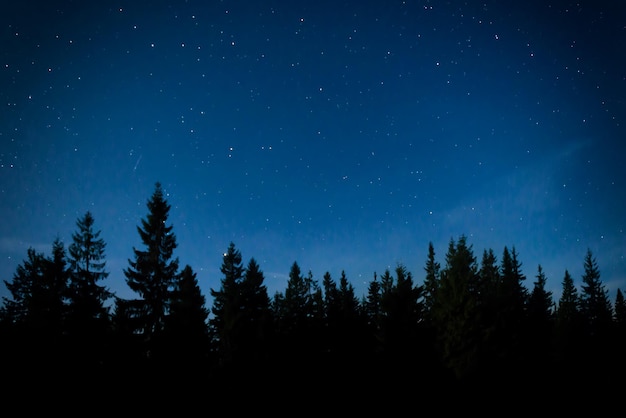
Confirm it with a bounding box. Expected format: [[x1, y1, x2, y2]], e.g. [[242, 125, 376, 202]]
[[272, 262, 322, 373], [579, 249, 612, 339], [556, 269, 580, 326], [527, 265, 554, 330], [554, 269, 583, 380], [209, 241, 244, 368], [432, 236, 480, 381], [238, 257, 272, 368], [2, 239, 69, 338], [579, 249, 613, 375], [66, 211, 112, 342], [495, 246, 528, 372], [278, 261, 309, 335], [526, 264, 554, 377], [614, 288, 626, 371], [1, 240, 69, 374], [614, 289, 626, 329], [123, 182, 180, 348], [336, 270, 364, 359], [321, 271, 340, 354], [0, 248, 46, 327], [42, 238, 70, 339], [422, 242, 440, 322], [362, 272, 382, 354], [166, 264, 209, 364]]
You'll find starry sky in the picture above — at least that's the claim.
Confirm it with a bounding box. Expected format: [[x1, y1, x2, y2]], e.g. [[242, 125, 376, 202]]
[[2, 0, 625, 304]]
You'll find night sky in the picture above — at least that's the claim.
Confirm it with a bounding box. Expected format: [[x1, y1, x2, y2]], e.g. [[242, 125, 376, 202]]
[[2, 0, 625, 304]]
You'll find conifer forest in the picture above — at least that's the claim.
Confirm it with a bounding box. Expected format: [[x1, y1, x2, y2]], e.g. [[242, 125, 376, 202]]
[[2, 182, 624, 409]]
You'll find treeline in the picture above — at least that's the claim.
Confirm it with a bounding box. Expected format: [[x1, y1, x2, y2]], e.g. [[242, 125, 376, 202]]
[[1, 182, 625, 398]]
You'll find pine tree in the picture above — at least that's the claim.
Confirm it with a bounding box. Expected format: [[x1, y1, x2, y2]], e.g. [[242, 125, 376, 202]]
[[337, 270, 364, 354], [209, 241, 244, 367], [362, 272, 382, 353], [431, 235, 480, 381], [42, 238, 70, 339], [66, 211, 112, 341], [1, 240, 69, 374], [495, 246, 528, 372], [475, 248, 500, 371], [0, 248, 46, 327], [238, 257, 272, 367], [122, 182, 180, 348], [277, 261, 309, 334], [556, 269, 580, 326], [614, 289, 626, 328], [578, 249, 613, 377], [554, 269, 583, 380], [526, 264, 554, 377], [322, 271, 341, 353], [527, 265, 554, 330], [166, 264, 209, 364], [614, 288, 626, 373], [2, 239, 69, 337], [422, 241, 440, 323], [478, 248, 500, 305], [579, 249, 612, 339], [272, 261, 323, 373]]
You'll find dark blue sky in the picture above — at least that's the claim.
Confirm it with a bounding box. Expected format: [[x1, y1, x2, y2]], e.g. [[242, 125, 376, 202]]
[[2, 0, 625, 303]]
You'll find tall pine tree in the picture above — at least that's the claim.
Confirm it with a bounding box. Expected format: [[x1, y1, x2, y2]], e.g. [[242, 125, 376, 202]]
[[209, 241, 244, 368], [422, 241, 440, 323], [66, 211, 112, 341], [432, 236, 480, 381], [579, 249, 612, 339], [553, 269, 582, 373], [165, 264, 209, 364], [123, 182, 180, 348]]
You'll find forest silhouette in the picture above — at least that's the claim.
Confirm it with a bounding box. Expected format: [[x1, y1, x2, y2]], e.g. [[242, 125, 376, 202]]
[[2, 182, 624, 406]]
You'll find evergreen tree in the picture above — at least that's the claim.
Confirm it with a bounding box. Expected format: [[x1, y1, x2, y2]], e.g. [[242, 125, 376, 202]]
[[1, 240, 69, 375], [323, 271, 340, 322], [527, 265, 554, 330], [209, 241, 244, 367], [579, 249, 612, 339], [338, 270, 360, 321], [422, 241, 440, 322], [362, 272, 383, 353], [165, 264, 209, 364], [478, 248, 500, 305], [305, 269, 325, 326], [578, 249, 613, 377], [614, 288, 626, 329], [272, 262, 323, 372], [556, 269, 580, 327], [276, 261, 309, 335], [0, 248, 46, 327], [475, 248, 500, 372], [322, 271, 341, 353], [494, 246, 528, 373], [431, 235, 480, 381], [614, 288, 626, 373], [554, 269, 583, 380], [42, 238, 70, 339], [66, 211, 112, 342], [238, 257, 272, 367], [122, 182, 180, 348], [2, 241, 69, 336], [336, 270, 364, 355], [526, 264, 554, 377]]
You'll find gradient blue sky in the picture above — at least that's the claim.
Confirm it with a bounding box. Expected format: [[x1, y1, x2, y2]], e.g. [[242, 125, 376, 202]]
[[2, 0, 625, 304]]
